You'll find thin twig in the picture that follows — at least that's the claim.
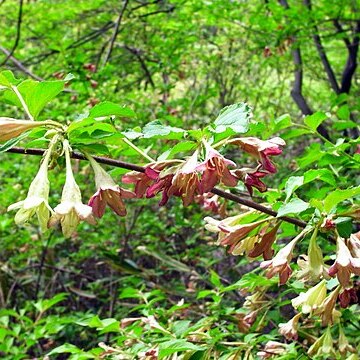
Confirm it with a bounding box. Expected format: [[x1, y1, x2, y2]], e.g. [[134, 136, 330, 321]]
[[6, 146, 307, 228], [102, 0, 130, 67], [0, 0, 23, 66]]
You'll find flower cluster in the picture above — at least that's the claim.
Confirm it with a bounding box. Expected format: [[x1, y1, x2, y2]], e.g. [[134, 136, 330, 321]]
[[8, 139, 135, 238]]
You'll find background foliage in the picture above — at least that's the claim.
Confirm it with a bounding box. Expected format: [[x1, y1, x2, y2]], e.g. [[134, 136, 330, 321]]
[[0, 0, 359, 359]]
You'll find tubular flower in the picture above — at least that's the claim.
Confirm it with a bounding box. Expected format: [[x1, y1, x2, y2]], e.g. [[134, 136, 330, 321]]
[[291, 280, 327, 315], [196, 140, 238, 194], [7, 139, 57, 232], [195, 192, 226, 216], [233, 168, 267, 196], [167, 151, 200, 206], [339, 288, 358, 308], [48, 140, 95, 237], [0, 117, 45, 142], [204, 214, 268, 254], [145, 167, 175, 206], [338, 326, 356, 356], [87, 156, 135, 218], [278, 313, 302, 341], [297, 227, 329, 282], [347, 232, 360, 258], [314, 286, 341, 326], [257, 341, 287, 359], [308, 327, 336, 358], [328, 236, 360, 288], [248, 222, 281, 260], [231, 137, 285, 173], [260, 229, 308, 285]]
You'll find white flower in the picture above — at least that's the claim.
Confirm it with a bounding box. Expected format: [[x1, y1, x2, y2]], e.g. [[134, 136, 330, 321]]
[[48, 140, 95, 237]]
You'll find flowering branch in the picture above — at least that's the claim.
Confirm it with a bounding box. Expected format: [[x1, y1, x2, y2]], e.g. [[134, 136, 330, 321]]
[[6, 146, 307, 228]]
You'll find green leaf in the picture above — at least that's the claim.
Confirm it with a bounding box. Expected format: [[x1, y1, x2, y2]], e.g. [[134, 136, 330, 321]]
[[157, 141, 196, 161], [213, 102, 251, 134], [3, 79, 64, 119], [159, 339, 204, 358], [0, 70, 21, 87], [303, 169, 336, 186], [323, 186, 360, 213], [284, 176, 304, 202], [0, 131, 30, 153], [142, 120, 185, 139], [277, 198, 310, 217], [47, 344, 86, 356], [304, 112, 327, 132], [89, 101, 136, 118]]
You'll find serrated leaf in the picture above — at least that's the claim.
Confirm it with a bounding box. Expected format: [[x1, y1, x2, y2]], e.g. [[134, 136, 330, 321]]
[[323, 186, 360, 213], [304, 112, 327, 132], [213, 102, 251, 134], [277, 198, 310, 217], [284, 176, 304, 201], [142, 120, 185, 139], [89, 101, 135, 118]]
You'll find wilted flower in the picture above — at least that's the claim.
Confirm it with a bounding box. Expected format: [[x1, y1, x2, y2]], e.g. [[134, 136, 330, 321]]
[[167, 151, 200, 206], [233, 168, 268, 196], [231, 137, 285, 173], [145, 168, 175, 206], [279, 313, 302, 341], [48, 140, 96, 237], [257, 341, 287, 359], [328, 236, 360, 287], [314, 285, 341, 326], [0, 117, 46, 142], [260, 229, 308, 285], [339, 287, 358, 308], [205, 214, 268, 254], [347, 232, 360, 258], [308, 327, 336, 358], [87, 155, 135, 218], [248, 222, 281, 260], [122, 161, 176, 198], [291, 280, 327, 314], [7, 139, 57, 232], [195, 192, 226, 216], [196, 140, 238, 193]]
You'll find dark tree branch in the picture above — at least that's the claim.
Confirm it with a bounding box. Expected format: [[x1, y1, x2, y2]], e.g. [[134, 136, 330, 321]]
[[124, 45, 155, 88], [340, 20, 360, 94], [279, 0, 330, 139], [0, 0, 23, 66], [303, 0, 340, 93], [102, 0, 130, 67], [6, 146, 307, 229]]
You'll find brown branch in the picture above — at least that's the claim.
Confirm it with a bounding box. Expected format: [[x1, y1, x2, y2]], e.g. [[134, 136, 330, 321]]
[[0, 0, 23, 66], [6, 146, 307, 228], [102, 0, 130, 67], [0, 46, 43, 81]]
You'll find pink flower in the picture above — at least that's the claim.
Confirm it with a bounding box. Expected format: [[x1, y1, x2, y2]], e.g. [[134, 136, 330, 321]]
[[279, 313, 301, 341], [87, 156, 135, 218], [196, 140, 238, 193], [328, 236, 360, 288], [167, 151, 200, 206], [231, 137, 285, 173], [261, 236, 298, 285], [195, 193, 225, 216], [233, 168, 268, 196]]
